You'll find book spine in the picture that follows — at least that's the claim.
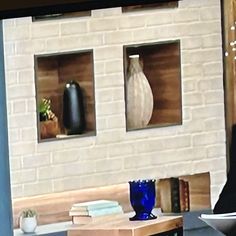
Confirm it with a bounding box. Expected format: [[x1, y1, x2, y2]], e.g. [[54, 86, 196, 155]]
[[157, 179, 172, 213], [70, 205, 123, 217], [72, 216, 92, 224], [170, 177, 180, 213], [89, 205, 123, 217], [179, 179, 185, 212], [179, 179, 190, 212], [87, 201, 119, 210], [72, 201, 119, 211], [184, 181, 190, 211]]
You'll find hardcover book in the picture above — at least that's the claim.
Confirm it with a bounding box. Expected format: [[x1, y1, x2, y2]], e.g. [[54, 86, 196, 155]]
[[157, 177, 180, 213], [183, 180, 190, 211], [179, 179, 190, 212], [70, 200, 119, 211], [171, 177, 180, 213], [157, 177, 190, 213], [69, 205, 123, 217], [72, 212, 124, 225]]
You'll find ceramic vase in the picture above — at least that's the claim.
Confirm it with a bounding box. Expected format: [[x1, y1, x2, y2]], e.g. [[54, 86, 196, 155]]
[[129, 179, 157, 221], [126, 55, 154, 129], [63, 81, 86, 135], [20, 216, 37, 233]]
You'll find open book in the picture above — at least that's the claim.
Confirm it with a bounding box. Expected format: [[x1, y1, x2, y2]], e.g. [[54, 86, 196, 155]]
[[199, 212, 236, 235]]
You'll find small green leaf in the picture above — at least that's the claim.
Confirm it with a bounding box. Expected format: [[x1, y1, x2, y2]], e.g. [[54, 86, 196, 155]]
[[21, 209, 37, 218]]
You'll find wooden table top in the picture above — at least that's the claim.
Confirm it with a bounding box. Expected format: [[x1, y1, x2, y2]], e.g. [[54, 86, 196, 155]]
[[67, 214, 183, 236]]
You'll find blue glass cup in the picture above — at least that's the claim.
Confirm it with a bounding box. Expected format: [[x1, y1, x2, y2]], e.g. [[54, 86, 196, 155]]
[[129, 179, 157, 221]]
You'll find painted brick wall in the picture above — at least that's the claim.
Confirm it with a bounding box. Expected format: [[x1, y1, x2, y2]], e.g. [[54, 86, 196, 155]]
[[3, 0, 226, 207]]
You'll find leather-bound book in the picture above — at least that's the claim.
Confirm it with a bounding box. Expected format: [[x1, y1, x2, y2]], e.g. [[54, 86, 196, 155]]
[[157, 177, 180, 213]]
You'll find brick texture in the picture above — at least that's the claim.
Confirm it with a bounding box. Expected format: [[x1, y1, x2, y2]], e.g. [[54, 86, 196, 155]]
[[3, 0, 225, 207]]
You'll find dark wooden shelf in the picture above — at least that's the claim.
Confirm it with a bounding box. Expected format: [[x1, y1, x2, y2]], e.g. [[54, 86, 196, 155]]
[[124, 40, 182, 131], [32, 11, 91, 21], [35, 50, 96, 142], [38, 131, 96, 143], [122, 1, 179, 12]]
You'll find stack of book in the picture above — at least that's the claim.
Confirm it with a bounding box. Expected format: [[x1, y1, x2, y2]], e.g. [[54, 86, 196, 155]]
[[157, 177, 190, 213], [69, 200, 123, 224]]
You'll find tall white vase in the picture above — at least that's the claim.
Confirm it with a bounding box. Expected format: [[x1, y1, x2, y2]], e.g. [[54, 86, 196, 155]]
[[126, 55, 154, 129]]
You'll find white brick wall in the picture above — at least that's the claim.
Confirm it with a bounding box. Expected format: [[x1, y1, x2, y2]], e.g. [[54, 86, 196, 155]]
[[3, 0, 226, 207]]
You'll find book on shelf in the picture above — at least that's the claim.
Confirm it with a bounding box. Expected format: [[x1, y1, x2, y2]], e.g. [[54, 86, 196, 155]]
[[70, 199, 119, 211], [72, 215, 95, 224], [179, 179, 185, 212], [157, 177, 180, 213], [72, 212, 123, 225], [157, 177, 190, 213], [199, 212, 236, 235], [70, 204, 123, 217], [70, 205, 123, 217], [171, 177, 180, 213], [179, 179, 190, 212]]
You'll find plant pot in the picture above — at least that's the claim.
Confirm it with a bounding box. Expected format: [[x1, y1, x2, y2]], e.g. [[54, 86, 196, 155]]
[[40, 119, 59, 139], [20, 216, 37, 233]]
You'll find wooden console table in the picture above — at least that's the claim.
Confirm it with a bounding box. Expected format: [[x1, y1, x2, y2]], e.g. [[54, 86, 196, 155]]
[[67, 214, 183, 236]]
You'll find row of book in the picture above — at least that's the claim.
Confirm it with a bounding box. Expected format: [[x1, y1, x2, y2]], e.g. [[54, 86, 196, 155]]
[[69, 200, 123, 224], [157, 177, 190, 213]]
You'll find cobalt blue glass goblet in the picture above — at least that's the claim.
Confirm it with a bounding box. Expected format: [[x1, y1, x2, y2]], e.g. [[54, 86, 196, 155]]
[[129, 179, 157, 221]]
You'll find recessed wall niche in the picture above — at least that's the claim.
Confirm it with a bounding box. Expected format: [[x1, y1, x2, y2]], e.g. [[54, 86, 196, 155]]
[[35, 50, 96, 142], [124, 40, 182, 131]]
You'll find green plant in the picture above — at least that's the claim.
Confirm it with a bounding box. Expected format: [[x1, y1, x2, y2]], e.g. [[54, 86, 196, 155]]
[[39, 98, 51, 114], [21, 209, 37, 218], [38, 98, 56, 121]]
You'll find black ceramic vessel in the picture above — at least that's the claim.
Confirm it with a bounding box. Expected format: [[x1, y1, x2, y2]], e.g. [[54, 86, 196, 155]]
[[63, 81, 86, 135]]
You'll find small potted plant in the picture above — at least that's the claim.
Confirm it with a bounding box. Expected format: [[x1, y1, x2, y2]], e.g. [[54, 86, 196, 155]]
[[38, 98, 59, 139], [19, 209, 37, 233]]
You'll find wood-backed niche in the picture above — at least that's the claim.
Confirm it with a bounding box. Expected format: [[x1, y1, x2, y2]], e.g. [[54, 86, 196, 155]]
[[124, 40, 182, 131], [35, 50, 96, 142]]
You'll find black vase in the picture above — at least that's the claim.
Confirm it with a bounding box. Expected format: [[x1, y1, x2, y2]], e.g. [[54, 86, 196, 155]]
[[63, 81, 86, 135]]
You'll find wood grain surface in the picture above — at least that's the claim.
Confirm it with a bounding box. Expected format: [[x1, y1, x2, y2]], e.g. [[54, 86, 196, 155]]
[[180, 172, 211, 210], [124, 41, 182, 129], [35, 50, 95, 140], [12, 172, 210, 228], [156, 172, 211, 212], [12, 183, 131, 228], [68, 214, 183, 236]]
